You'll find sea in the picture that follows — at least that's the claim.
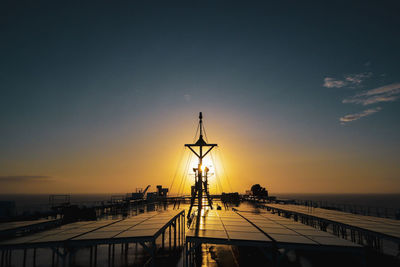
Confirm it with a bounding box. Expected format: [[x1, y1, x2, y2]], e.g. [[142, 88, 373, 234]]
[[273, 193, 400, 210], [0, 193, 399, 216]]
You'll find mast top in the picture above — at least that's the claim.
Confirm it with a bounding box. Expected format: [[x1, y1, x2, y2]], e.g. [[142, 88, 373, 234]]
[[199, 112, 203, 137], [185, 112, 217, 159]]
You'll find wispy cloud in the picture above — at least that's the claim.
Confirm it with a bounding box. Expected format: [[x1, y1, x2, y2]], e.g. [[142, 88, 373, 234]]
[[0, 175, 53, 183], [343, 83, 400, 105], [323, 72, 372, 88], [344, 73, 372, 85], [323, 77, 347, 88], [340, 107, 382, 123], [324, 71, 397, 124]]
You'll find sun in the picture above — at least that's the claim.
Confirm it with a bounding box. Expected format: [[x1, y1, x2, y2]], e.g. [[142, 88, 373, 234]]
[[189, 155, 215, 175], [178, 149, 226, 195]]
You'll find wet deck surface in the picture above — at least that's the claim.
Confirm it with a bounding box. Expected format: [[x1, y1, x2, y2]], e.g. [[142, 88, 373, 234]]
[[0, 219, 59, 233], [2, 203, 398, 266], [0, 210, 182, 247], [0, 209, 185, 266], [265, 203, 400, 240], [186, 209, 360, 250]]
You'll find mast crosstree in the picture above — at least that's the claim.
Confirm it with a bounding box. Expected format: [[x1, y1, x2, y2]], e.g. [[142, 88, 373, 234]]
[[185, 112, 217, 219]]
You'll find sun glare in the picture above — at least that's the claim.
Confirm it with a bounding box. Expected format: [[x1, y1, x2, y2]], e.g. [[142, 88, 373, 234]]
[[189, 155, 215, 175], [175, 148, 229, 196]]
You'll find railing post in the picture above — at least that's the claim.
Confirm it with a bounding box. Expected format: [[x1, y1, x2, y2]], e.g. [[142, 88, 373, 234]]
[[162, 231, 165, 249], [169, 225, 172, 250], [89, 246, 93, 267], [33, 248, 36, 267], [94, 245, 97, 267], [174, 221, 177, 250], [23, 249, 27, 267], [108, 244, 111, 267], [52, 248, 55, 267]]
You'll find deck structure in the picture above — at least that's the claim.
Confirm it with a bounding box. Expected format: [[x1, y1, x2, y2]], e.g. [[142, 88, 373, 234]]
[[265, 203, 400, 255], [0, 210, 184, 267], [185, 210, 363, 266], [0, 219, 61, 239]]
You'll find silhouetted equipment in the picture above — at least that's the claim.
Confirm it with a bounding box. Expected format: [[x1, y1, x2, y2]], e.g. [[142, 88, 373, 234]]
[[129, 185, 151, 200], [110, 195, 125, 203], [0, 201, 15, 219], [143, 185, 151, 195], [185, 112, 217, 219], [250, 184, 268, 199], [157, 185, 168, 197], [49, 195, 70, 208], [221, 192, 240, 203], [62, 205, 96, 222], [147, 185, 169, 200]]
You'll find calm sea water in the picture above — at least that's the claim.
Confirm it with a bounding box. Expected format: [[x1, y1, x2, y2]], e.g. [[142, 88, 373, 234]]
[[0, 193, 118, 214], [273, 193, 400, 210], [0, 193, 399, 214]]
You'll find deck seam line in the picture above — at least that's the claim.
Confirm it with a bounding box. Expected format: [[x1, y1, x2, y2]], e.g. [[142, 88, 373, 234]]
[[110, 212, 161, 238], [25, 221, 104, 243], [234, 211, 276, 243], [67, 219, 125, 240], [216, 210, 231, 241], [258, 212, 321, 245]]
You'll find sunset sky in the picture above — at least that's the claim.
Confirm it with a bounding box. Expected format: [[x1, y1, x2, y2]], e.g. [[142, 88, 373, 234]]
[[1, 1, 399, 194]]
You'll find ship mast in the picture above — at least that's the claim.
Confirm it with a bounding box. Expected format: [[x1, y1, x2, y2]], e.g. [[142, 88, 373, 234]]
[[185, 112, 217, 219]]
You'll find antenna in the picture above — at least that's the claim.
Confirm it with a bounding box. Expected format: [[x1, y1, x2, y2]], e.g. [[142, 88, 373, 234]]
[[199, 112, 203, 137]]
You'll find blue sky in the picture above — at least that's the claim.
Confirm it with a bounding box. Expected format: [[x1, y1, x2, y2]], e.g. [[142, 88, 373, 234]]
[[1, 1, 399, 193]]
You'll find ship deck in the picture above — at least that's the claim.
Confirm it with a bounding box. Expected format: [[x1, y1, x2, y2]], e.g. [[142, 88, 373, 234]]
[[0, 210, 185, 266], [185, 210, 363, 266], [0, 219, 61, 238], [265, 203, 400, 242]]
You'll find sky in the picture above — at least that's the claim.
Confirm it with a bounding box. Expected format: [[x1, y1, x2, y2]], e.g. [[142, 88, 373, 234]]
[[1, 0, 399, 194]]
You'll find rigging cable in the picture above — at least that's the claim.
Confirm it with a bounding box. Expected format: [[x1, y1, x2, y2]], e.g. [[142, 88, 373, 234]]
[[210, 150, 224, 194], [202, 120, 209, 142], [176, 151, 193, 197], [201, 121, 222, 193], [216, 147, 233, 192], [203, 120, 229, 193], [169, 146, 186, 195], [193, 121, 200, 142], [172, 118, 200, 197], [180, 153, 192, 197]]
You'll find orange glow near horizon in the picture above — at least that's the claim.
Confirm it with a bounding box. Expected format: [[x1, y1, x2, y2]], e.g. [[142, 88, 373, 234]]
[[1, 109, 399, 195]]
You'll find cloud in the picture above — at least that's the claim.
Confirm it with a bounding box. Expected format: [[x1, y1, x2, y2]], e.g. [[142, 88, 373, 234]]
[[323, 72, 372, 88], [0, 176, 53, 183], [344, 73, 372, 85], [343, 83, 400, 106], [323, 77, 347, 88], [340, 107, 382, 123]]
